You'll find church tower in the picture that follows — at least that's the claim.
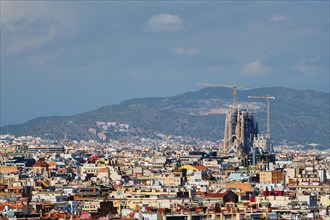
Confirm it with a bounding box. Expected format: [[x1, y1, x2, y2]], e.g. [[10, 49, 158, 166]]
[[222, 108, 258, 157]]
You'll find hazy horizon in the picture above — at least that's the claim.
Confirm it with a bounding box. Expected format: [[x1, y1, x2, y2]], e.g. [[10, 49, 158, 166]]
[[1, 85, 329, 126]]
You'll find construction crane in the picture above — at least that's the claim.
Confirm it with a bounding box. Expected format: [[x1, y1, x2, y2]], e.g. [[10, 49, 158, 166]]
[[247, 94, 275, 140], [197, 81, 250, 109]]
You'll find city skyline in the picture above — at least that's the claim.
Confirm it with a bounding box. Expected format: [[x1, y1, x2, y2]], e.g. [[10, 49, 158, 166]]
[[1, 1, 329, 126]]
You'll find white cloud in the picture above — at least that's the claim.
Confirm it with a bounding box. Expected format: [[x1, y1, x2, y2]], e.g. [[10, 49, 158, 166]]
[[293, 56, 320, 76], [173, 47, 197, 56], [1, 1, 79, 56], [270, 14, 288, 22], [147, 14, 184, 32], [241, 59, 269, 77], [2, 16, 60, 56]]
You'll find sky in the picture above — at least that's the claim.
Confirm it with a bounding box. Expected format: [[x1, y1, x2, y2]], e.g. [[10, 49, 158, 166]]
[[1, 1, 329, 126]]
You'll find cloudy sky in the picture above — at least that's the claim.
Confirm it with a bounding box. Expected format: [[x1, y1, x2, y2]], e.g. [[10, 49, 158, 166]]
[[1, 1, 329, 126]]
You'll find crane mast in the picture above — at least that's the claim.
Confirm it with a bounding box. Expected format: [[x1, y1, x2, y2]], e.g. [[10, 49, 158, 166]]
[[248, 94, 275, 151]]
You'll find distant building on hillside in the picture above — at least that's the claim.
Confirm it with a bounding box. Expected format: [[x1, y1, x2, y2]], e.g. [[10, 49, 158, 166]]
[[28, 145, 64, 154]]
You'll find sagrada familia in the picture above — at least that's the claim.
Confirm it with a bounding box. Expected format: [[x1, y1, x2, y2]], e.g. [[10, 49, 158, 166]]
[[223, 106, 258, 157], [220, 97, 275, 167]]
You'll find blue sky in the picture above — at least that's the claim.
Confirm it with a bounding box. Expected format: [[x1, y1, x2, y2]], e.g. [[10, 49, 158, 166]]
[[1, 1, 329, 126]]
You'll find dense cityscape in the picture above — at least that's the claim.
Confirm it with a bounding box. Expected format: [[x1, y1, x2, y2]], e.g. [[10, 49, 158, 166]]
[[1, 90, 330, 220], [1, 1, 329, 220]]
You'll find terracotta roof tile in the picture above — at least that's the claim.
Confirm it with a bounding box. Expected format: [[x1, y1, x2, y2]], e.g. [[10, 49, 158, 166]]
[[191, 165, 208, 171]]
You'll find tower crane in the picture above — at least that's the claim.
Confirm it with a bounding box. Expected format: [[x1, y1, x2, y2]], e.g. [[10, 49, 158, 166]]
[[197, 81, 250, 109], [247, 94, 275, 140]]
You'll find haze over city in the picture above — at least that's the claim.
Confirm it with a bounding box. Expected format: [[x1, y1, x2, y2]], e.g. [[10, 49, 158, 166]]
[[1, 1, 329, 126]]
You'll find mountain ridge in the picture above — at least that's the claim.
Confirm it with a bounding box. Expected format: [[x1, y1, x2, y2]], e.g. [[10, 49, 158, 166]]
[[1, 87, 329, 148]]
